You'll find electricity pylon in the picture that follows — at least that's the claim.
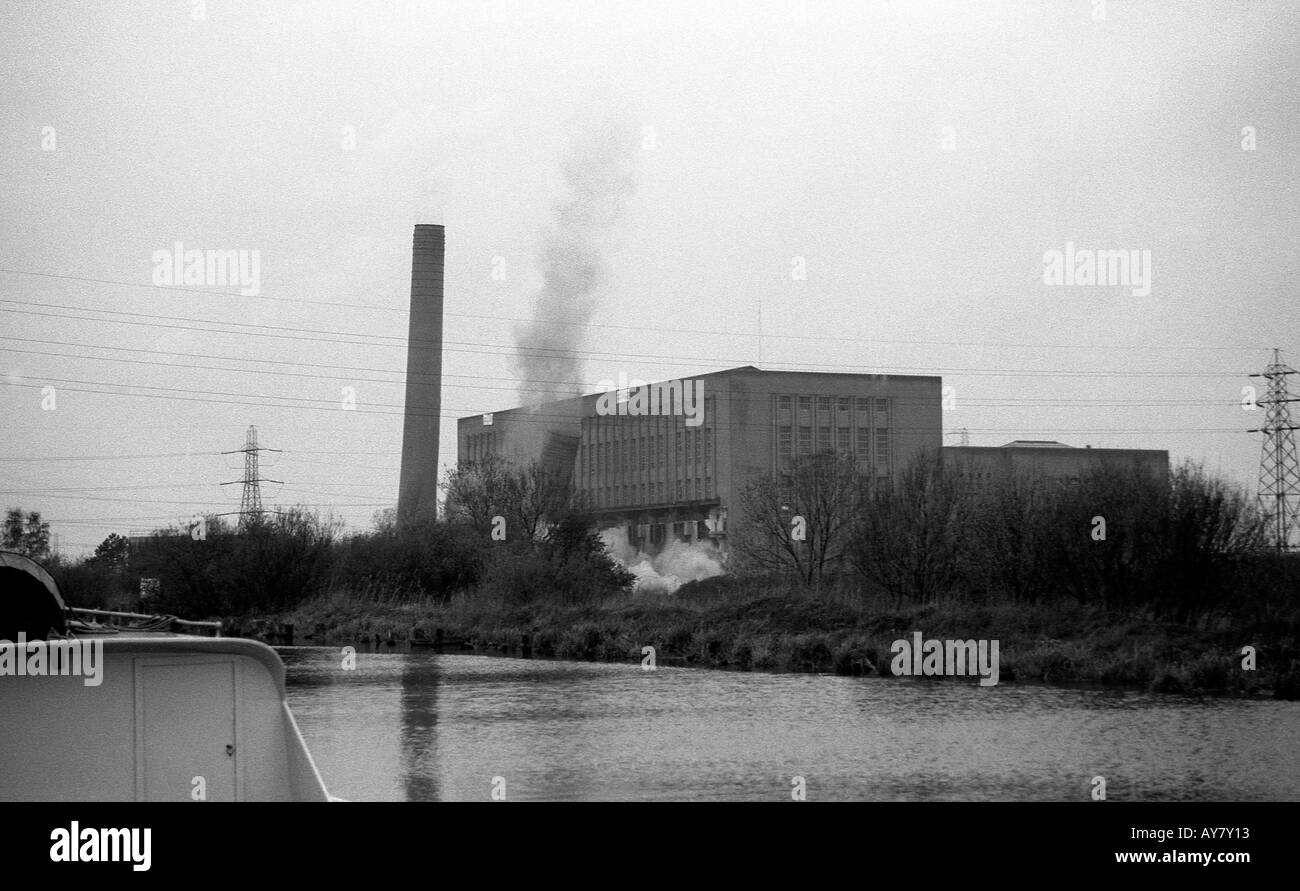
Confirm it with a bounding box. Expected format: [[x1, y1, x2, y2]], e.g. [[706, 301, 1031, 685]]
[[221, 425, 282, 530], [1248, 349, 1300, 551]]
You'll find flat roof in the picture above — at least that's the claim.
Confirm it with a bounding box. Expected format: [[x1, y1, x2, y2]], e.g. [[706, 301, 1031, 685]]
[[944, 444, 1169, 455], [458, 365, 944, 422]]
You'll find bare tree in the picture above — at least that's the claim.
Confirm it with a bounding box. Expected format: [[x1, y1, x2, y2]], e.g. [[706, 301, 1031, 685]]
[[733, 451, 864, 588], [441, 455, 573, 544], [505, 459, 574, 544], [1152, 460, 1266, 622], [441, 455, 510, 535], [965, 471, 1058, 603], [850, 452, 969, 607]]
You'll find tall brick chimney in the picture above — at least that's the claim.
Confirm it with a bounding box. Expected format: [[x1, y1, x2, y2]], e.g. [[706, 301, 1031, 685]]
[[397, 224, 444, 522]]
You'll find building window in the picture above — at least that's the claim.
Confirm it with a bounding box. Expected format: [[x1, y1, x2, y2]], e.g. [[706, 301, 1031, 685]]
[[837, 426, 850, 454], [798, 395, 812, 429], [778, 427, 793, 469], [798, 427, 811, 456], [876, 427, 891, 467], [818, 425, 831, 453]]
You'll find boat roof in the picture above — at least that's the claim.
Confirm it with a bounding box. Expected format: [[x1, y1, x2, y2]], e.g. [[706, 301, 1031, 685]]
[[71, 635, 289, 693]]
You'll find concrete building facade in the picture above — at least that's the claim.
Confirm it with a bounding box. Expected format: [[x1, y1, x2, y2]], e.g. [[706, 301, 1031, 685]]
[[942, 440, 1169, 487]]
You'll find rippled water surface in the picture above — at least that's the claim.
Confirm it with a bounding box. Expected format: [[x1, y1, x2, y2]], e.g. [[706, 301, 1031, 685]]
[[280, 648, 1300, 801]]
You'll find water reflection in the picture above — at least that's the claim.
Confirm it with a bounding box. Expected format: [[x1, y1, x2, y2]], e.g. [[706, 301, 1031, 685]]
[[280, 648, 1300, 802], [399, 656, 440, 802]]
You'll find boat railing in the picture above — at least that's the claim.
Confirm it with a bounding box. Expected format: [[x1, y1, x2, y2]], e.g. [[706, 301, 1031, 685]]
[[65, 607, 223, 637]]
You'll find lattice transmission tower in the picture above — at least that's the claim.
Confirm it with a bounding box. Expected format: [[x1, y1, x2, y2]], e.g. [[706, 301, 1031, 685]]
[[221, 425, 282, 530], [1248, 349, 1300, 551]]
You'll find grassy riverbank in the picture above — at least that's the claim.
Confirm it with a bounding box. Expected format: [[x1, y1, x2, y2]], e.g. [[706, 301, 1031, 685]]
[[228, 578, 1300, 698]]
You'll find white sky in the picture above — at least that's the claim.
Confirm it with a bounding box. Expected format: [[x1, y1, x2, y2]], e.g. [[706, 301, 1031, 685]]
[[2, 0, 1298, 554]]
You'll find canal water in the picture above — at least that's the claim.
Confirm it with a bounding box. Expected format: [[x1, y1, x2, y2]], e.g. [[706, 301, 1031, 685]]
[[279, 647, 1300, 802]]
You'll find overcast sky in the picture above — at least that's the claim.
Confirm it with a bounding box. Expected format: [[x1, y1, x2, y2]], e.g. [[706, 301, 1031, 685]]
[[2, 0, 1298, 554]]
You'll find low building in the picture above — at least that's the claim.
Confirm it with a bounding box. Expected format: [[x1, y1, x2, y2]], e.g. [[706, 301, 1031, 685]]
[[942, 440, 1169, 487]]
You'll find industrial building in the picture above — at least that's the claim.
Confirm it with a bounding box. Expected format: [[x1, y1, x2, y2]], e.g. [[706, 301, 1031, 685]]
[[458, 366, 945, 553], [942, 440, 1170, 487], [392, 223, 1172, 555]]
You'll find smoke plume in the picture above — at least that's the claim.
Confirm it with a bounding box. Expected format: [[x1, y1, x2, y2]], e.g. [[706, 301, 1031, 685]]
[[513, 109, 637, 405], [600, 527, 725, 595]]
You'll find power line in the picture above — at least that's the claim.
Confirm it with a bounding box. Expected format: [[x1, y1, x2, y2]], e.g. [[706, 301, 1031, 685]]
[[34, 506, 395, 527], [0, 266, 1264, 353], [0, 450, 213, 463], [4, 338, 1252, 407], [1, 374, 1253, 435], [0, 267, 410, 312], [0, 299, 1259, 377], [1, 340, 1252, 407]]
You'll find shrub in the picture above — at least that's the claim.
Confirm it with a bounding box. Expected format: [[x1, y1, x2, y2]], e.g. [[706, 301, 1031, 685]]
[[333, 519, 486, 601], [832, 636, 878, 676]]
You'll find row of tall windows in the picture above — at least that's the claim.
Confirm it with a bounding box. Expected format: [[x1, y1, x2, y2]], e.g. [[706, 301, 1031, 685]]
[[578, 409, 716, 508], [775, 394, 892, 473]]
